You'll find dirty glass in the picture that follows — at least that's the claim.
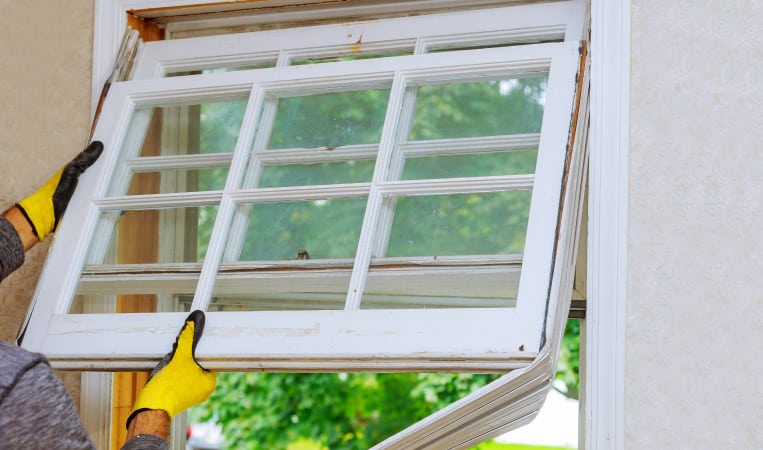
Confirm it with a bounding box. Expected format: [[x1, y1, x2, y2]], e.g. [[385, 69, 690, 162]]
[[232, 198, 366, 262], [87, 205, 218, 265], [266, 89, 390, 149]]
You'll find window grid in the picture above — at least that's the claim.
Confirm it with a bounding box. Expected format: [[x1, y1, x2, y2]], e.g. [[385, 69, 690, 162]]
[[111, 54, 555, 313]]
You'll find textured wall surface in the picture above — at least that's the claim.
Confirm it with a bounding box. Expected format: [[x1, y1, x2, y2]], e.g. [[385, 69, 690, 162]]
[[628, 1, 763, 448], [0, 0, 94, 408], [0, 1, 94, 339]]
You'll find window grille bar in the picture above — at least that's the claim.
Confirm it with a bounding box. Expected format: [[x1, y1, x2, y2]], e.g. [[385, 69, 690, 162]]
[[222, 94, 279, 262], [191, 86, 266, 311], [399, 134, 540, 157], [345, 72, 409, 310], [126, 153, 234, 171]]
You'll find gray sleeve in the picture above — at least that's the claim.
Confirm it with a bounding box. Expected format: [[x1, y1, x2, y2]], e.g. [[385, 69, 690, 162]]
[[0, 216, 25, 281], [0, 358, 96, 449], [0, 341, 169, 450]]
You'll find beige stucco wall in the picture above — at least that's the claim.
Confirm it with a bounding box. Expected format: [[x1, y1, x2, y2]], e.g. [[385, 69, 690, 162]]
[[628, 1, 763, 448], [0, 1, 94, 339], [0, 0, 94, 401]]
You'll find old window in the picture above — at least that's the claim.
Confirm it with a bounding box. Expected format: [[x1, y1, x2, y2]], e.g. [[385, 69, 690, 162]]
[[23, 1, 588, 447]]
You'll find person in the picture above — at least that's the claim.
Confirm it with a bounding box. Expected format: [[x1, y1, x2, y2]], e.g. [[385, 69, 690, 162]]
[[0, 141, 216, 449]]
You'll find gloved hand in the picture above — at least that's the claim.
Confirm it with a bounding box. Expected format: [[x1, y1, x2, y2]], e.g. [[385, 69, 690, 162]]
[[126, 310, 217, 429], [16, 141, 103, 240]]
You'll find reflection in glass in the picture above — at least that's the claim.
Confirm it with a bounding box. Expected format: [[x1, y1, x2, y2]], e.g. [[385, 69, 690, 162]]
[[259, 160, 375, 187], [408, 76, 547, 140], [290, 50, 412, 66], [234, 199, 366, 261], [360, 265, 520, 309], [384, 191, 532, 257], [401, 150, 537, 180], [128, 99, 247, 157], [207, 269, 351, 311], [166, 62, 277, 77], [88, 206, 218, 265], [69, 281, 196, 314], [267, 89, 390, 149], [116, 167, 229, 196]]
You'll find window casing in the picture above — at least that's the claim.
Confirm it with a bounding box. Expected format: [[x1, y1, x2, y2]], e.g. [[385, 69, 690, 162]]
[[26, 1, 590, 447]]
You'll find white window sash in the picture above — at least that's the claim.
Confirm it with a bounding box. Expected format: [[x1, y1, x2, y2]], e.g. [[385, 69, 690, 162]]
[[130, 1, 585, 79], [23, 41, 582, 376]]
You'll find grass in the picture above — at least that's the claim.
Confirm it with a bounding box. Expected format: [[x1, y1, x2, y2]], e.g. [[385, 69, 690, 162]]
[[471, 441, 574, 450]]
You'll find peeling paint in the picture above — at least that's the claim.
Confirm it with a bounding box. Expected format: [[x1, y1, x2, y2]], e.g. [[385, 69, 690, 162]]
[[350, 33, 363, 53]]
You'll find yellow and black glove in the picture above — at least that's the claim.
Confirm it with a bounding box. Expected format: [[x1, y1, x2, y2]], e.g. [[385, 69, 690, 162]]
[[16, 141, 103, 240], [126, 310, 217, 429]]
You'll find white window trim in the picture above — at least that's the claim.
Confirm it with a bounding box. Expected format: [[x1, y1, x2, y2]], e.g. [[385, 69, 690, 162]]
[[86, 0, 629, 448], [585, 0, 629, 448]]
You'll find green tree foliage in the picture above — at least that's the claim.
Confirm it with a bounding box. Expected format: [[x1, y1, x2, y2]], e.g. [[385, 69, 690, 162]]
[[189, 372, 500, 449], [554, 319, 580, 400], [188, 73, 580, 448]]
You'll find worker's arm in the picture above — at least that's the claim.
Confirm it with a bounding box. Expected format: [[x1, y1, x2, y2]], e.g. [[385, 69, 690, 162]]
[[122, 411, 170, 450], [2, 206, 38, 251], [0, 212, 27, 282]]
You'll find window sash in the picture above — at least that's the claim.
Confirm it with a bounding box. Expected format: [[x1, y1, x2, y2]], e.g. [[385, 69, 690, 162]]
[[132, 1, 585, 78], [22, 39, 582, 373]]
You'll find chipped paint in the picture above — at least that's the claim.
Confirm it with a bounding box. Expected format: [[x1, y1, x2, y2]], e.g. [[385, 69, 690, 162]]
[[350, 33, 363, 53]]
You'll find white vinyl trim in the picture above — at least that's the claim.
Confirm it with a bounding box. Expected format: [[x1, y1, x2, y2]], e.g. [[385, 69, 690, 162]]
[[586, 0, 629, 448]]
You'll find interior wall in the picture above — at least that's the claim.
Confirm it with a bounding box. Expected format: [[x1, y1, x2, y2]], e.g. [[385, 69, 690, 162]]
[[0, 0, 94, 399], [628, 1, 763, 448]]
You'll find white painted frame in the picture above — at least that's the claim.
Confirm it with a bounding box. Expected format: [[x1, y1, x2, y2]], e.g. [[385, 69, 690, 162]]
[[585, 0, 629, 448], [82, 0, 630, 448], [24, 41, 581, 374], [129, 1, 584, 79]]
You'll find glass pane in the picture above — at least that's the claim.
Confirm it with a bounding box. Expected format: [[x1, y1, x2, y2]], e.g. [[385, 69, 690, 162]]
[[166, 62, 277, 76], [360, 265, 519, 309], [115, 167, 229, 196], [259, 160, 375, 187], [384, 191, 532, 257], [401, 150, 537, 180], [407, 76, 547, 140], [231, 199, 366, 261], [200, 101, 248, 153], [87, 206, 218, 265], [127, 99, 247, 157], [290, 50, 412, 66], [425, 37, 563, 53], [69, 280, 196, 314], [267, 89, 390, 149], [208, 269, 351, 311]]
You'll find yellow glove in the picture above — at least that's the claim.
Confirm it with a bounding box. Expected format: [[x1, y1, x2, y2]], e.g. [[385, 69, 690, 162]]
[[17, 141, 103, 240], [126, 310, 217, 428]]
